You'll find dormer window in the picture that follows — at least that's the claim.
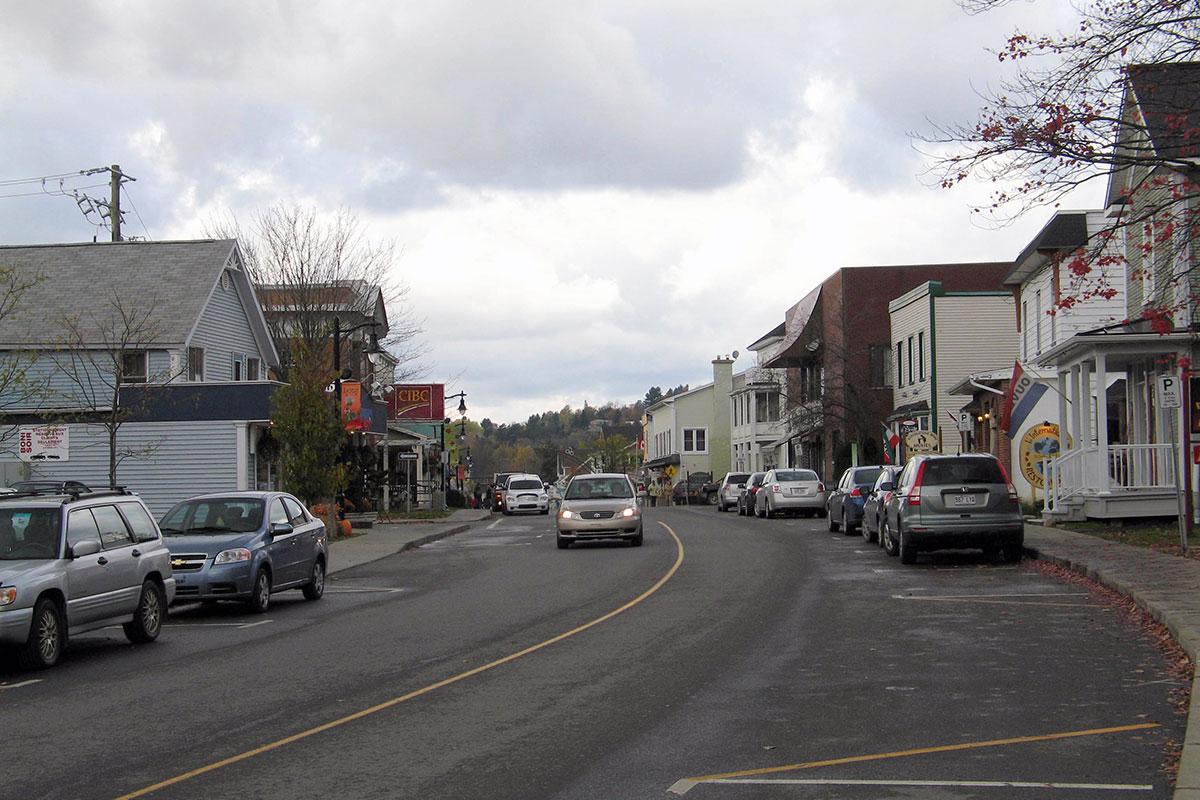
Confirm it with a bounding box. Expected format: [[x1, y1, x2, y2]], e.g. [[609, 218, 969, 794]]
[[120, 351, 147, 384]]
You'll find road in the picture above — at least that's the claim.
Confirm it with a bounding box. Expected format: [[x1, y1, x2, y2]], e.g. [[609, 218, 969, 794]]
[[0, 507, 1186, 799]]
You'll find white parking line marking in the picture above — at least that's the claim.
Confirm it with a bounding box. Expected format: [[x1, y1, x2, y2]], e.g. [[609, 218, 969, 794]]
[[0, 679, 42, 691], [708, 778, 1153, 791], [237, 620, 273, 629], [323, 586, 405, 594], [486, 519, 502, 530]]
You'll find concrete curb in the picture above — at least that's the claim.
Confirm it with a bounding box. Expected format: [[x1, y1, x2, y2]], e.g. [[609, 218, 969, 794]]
[[328, 523, 472, 576], [1022, 541, 1200, 798]]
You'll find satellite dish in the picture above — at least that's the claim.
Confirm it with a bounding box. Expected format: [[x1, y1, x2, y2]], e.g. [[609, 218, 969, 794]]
[[732, 350, 740, 359]]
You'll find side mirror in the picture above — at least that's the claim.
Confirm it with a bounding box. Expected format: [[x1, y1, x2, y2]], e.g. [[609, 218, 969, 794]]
[[71, 539, 102, 558], [269, 522, 294, 535], [879, 481, 894, 492]]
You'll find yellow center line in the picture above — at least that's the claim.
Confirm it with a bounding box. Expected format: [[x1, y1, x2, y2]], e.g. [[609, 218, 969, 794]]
[[116, 522, 686, 800], [676, 722, 1159, 790]]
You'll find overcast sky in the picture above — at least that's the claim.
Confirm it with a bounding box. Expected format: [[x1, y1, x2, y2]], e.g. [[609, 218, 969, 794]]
[[0, 1, 1100, 424]]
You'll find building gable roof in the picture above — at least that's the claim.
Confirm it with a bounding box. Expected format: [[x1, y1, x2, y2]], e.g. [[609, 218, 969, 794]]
[[1005, 212, 1091, 286], [0, 240, 278, 368]]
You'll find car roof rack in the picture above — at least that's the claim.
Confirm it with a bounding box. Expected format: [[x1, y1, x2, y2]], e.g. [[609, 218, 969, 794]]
[[1, 486, 134, 503]]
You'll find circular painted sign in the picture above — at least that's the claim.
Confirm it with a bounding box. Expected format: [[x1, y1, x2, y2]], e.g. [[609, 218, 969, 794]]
[[1019, 423, 1063, 489]]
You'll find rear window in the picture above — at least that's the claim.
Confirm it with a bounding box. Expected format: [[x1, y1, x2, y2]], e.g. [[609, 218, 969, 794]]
[[921, 458, 1006, 485], [775, 470, 818, 482], [725, 474, 751, 484], [852, 468, 884, 486], [509, 479, 542, 490]]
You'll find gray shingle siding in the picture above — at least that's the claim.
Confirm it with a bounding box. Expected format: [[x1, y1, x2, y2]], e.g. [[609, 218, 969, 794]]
[[188, 270, 264, 382]]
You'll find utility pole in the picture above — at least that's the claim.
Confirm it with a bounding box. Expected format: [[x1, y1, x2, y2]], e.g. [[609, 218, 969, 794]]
[[109, 164, 126, 242]]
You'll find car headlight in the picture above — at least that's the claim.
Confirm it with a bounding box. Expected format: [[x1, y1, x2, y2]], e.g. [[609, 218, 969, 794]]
[[213, 548, 252, 565], [560, 509, 575, 519], [539, 494, 547, 500], [0, 587, 15, 606], [621, 506, 638, 518], [506, 494, 516, 503]]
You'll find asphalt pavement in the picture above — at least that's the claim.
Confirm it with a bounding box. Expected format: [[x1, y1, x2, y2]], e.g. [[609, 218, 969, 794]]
[[327, 508, 491, 574]]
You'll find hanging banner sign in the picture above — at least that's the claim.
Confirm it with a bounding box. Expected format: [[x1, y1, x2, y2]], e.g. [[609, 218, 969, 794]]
[[17, 425, 69, 462], [388, 384, 446, 421]]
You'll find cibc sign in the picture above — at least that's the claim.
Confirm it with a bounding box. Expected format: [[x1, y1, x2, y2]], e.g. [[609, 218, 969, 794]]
[[387, 384, 445, 421]]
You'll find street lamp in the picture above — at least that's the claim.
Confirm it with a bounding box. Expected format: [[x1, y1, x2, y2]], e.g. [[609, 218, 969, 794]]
[[444, 391, 468, 491], [332, 315, 384, 407]]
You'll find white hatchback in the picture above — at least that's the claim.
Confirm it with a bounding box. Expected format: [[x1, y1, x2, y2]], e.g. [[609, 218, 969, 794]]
[[503, 475, 549, 515]]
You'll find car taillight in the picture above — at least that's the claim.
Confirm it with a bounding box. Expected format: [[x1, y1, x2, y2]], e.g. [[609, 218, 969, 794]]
[[817, 483, 824, 492], [996, 460, 1019, 501], [907, 461, 927, 506], [850, 488, 862, 498], [772, 484, 782, 493]]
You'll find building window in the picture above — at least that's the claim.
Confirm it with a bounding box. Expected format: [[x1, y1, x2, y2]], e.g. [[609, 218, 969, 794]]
[[1035, 290, 1042, 355], [907, 336, 914, 385], [755, 391, 780, 423], [896, 342, 903, 387], [188, 347, 205, 381], [247, 357, 261, 381], [683, 427, 707, 453], [869, 345, 892, 388], [232, 353, 244, 382], [1022, 300, 1029, 359], [120, 350, 147, 384], [917, 331, 925, 382]]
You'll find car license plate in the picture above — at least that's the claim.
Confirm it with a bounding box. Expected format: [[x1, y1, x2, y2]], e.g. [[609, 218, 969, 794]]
[[952, 495, 978, 507]]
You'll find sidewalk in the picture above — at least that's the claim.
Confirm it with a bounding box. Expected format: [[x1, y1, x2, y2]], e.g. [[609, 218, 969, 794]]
[[327, 508, 489, 574], [1022, 523, 1200, 799]]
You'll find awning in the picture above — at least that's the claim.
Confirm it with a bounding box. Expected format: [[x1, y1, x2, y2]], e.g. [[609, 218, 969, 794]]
[[887, 400, 930, 422], [762, 286, 822, 368], [644, 454, 681, 469]]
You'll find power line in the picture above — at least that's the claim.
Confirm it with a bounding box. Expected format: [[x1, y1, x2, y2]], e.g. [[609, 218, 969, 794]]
[[0, 167, 107, 188], [122, 185, 152, 240], [0, 182, 108, 200]]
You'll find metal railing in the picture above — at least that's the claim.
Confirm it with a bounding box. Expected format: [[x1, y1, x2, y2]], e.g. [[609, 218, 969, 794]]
[[1045, 443, 1176, 514]]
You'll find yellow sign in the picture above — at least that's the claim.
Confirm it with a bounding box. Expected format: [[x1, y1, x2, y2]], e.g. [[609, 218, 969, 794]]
[[904, 430, 940, 457], [1019, 423, 1064, 489], [664, 465, 678, 479]]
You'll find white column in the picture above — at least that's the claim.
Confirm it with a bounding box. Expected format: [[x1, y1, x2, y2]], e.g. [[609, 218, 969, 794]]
[[1057, 371, 1070, 450], [1070, 365, 1083, 452], [235, 423, 249, 491], [1094, 353, 1109, 492]]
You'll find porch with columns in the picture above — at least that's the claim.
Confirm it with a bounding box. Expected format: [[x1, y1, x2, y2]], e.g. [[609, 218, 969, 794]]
[[1042, 331, 1192, 520]]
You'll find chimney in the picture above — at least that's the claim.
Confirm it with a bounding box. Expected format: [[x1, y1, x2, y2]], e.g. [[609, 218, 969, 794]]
[[710, 356, 735, 479]]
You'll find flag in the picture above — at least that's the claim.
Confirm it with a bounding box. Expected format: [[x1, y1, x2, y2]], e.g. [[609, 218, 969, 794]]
[[882, 423, 900, 464], [1001, 361, 1048, 439]]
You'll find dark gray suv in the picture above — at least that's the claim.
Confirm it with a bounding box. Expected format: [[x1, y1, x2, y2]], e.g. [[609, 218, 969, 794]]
[[880, 454, 1023, 565]]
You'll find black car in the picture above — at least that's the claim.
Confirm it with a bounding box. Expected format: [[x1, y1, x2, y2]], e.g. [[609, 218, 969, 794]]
[[861, 466, 900, 544], [736, 473, 766, 516]]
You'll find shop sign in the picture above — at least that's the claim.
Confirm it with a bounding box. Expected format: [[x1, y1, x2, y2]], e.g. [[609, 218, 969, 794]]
[[17, 425, 69, 462], [388, 384, 445, 421], [1019, 423, 1064, 490], [904, 430, 940, 457]]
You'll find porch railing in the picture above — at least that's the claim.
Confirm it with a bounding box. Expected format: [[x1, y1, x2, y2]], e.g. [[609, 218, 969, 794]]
[[1045, 443, 1176, 515]]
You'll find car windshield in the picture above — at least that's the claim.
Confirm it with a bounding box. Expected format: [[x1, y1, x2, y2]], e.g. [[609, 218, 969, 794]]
[[922, 458, 1006, 485], [726, 474, 751, 484], [509, 479, 542, 490], [775, 470, 818, 482], [853, 467, 884, 486], [565, 478, 633, 500], [0, 507, 62, 560], [159, 498, 266, 534]]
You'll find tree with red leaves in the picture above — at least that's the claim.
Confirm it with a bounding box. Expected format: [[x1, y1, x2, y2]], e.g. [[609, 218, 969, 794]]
[[925, 0, 1200, 333]]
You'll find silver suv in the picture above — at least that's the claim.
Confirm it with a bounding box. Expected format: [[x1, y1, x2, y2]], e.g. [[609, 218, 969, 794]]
[[0, 488, 176, 669], [881, 454, 1023, 565]]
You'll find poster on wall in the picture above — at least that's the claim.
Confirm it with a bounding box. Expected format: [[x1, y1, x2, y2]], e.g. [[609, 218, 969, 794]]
[[1019, 423, 1066, 490], [17, 425, 69, 461]]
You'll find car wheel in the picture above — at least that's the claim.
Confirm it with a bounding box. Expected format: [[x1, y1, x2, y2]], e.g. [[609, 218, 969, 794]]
[[737, 502, 745, 516], [302, 558, 326, 601], [19, 597, 64, 670], [842, 510, 854, 536], [764, 498, 774, 519], [556, 534, 571, 550], [717, 501, 725, 512], [631, 527, 644, 547], [1002, 543, 1023, 563], [124, 580, 166, 644], [899, 532, 917, 565], [882, 520, 899, 557], [861, 514, 874, 543], [828, 506, 839, 532], [247, 568, 271, 614], [877, 515, 886, 548]]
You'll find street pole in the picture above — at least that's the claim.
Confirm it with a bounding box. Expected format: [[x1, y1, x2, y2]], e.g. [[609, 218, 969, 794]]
[[109, 164, 122, 242]]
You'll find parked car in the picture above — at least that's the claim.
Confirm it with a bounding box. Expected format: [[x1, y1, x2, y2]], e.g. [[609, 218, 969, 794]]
[[755, 469, 826, 518], [827, 465, 886, 535], [736, 473, 766, 516], [671, 472, 719, 505], [503, 474, 549, 515], [880, 454, 1023, 565], [0, 488, 175, 669], [556, 473, 642, 549], [715, 472, 751, 512], [861, 466, 901, 544], [159, 492, 327, 612]]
